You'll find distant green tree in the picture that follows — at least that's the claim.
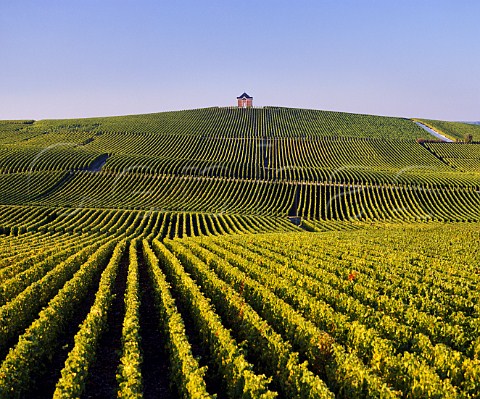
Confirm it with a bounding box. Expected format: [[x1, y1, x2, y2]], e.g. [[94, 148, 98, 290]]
[[464, 133, 473, 143]]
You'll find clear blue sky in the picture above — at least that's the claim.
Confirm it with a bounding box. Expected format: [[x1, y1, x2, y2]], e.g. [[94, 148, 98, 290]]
[[1, 0, 479, 121]]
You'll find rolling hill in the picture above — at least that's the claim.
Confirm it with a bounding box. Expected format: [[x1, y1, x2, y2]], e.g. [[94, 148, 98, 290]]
[[0, 107, 479, 398], [0, 107, 479, 226]]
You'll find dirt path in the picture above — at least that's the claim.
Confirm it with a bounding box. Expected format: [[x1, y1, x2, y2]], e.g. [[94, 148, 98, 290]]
[[414, 121, 454, 142], [137, 246, 176, 399], [82, 249, 129, 399]]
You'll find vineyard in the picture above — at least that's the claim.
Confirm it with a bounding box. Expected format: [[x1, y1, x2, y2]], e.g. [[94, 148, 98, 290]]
[[0, 107, 479, 398]]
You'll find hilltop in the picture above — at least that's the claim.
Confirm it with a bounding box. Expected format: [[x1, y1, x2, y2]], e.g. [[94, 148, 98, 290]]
[[1, 106, 429, 141]]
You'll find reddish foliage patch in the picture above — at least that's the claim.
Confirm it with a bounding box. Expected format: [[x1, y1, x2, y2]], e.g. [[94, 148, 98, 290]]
[[348, 271, 358, 281]]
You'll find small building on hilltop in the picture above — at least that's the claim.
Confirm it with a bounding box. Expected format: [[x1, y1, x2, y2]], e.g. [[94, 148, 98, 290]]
[[237, 92, 253, 108]]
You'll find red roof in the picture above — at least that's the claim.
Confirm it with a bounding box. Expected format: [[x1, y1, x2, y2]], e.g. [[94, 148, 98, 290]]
[[237, 92, 253, 99]]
